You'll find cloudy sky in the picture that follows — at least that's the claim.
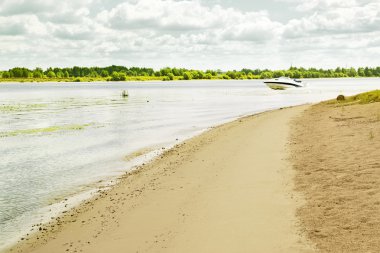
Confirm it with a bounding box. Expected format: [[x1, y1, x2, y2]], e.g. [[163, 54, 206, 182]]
[[0, 0, 379, 70]]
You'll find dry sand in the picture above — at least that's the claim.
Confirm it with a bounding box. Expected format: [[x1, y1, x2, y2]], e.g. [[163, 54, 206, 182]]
[[7, 106, 314, 253], [290, 101, 380, 252]]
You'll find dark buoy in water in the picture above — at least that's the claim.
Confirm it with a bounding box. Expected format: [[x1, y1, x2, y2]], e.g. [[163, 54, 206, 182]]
[[121, 90, 129, 97]]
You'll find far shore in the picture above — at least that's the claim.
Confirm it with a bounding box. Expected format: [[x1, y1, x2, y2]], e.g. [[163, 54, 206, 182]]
[[1, 76, 379, 84], [2, 66, 380, 83]]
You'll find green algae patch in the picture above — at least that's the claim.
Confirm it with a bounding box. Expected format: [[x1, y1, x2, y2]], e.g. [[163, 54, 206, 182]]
[[56, 98, 127, 110], [0, 124, 93, 138], [0, 103, 47, 113]]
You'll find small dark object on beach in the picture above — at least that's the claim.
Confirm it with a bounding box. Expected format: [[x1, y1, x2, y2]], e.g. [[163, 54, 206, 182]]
[[337, 95, 345, 101]]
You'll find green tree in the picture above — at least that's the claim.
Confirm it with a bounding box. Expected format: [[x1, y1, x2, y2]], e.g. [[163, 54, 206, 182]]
[[183, 72, 192, 80], [205, 73, 212, 79], [260, 71, 273, 79], [11, 68, 23, 78], [111, 72, 120, 81], [119, 72, 127, 81], [358, 68, 365, 77], [172, 68, 181, 76], [22, 69, 29, 78], [47, 71, 56, 78], [101, 70, 109, 77], [293, 70, 301, 78], [192, 71, 204, 79], [32, 68, 43, 78], [33, 70, 43, 78], [167, 73, 174, 80], [89, 70, 99, 77], [206, 70, 217, 76], [364, 67, 373, 77], [56, 71, 64, 78], [2, 71, 10, 78], [160, 67, 172, 76], [226, 71, 238, 79], [72, 66, 81, 77], [273, 70, 285, 78], [111, 71, 126, 81]]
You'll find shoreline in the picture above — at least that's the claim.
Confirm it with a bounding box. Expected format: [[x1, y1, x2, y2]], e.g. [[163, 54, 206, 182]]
[[4, 105, 314, 253], [0, 145, 169, 252]]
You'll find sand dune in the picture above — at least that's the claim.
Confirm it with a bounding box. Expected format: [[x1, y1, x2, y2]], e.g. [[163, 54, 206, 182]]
[[291, 101, 380, 252]]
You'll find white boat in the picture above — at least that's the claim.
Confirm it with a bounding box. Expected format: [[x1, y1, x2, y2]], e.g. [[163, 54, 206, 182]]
[[264, 77, 304, 90]]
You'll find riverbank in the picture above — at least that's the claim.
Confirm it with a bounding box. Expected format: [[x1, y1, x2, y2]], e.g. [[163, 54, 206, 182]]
[[1, 76, 379, 84], [5, 106, 314, 253], [0, 76, 164, 83], [290, 91, 380, 252]]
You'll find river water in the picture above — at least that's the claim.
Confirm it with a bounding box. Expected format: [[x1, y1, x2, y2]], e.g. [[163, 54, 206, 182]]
[[1, 79, 379, 249]]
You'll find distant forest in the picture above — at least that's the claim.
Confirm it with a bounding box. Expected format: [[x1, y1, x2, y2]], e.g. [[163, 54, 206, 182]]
[[1, 66, 380, 82]]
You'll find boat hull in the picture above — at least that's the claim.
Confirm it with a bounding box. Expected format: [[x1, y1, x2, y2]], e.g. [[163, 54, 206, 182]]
[[264, 81, 303, 90]]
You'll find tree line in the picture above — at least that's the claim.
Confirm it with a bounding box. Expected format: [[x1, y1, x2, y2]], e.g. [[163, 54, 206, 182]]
[[1, 66, 380, 81]]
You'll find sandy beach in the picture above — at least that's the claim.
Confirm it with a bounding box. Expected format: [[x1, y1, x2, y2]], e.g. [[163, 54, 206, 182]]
[[290, 97, 380, 252], [6, 106, 314, 253]]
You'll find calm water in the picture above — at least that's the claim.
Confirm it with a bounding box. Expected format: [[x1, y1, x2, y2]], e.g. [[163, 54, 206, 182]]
[[1, 79, 380, 249]]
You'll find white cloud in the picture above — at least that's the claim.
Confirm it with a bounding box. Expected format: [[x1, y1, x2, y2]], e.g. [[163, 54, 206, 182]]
[[283, 1, 380, 37], [0, 15, 47, 36], [220, 11, 283, 42], [97, 0, 283, 45], [0, 0, 379, 70], [98, 0, 223, 31], [0, 0, 55, 15], [292, 0, 357, 11]]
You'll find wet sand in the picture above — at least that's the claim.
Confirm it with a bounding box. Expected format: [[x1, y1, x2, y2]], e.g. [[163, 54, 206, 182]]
[[7, 106, 314, 253], [291, 101, 380, 252]]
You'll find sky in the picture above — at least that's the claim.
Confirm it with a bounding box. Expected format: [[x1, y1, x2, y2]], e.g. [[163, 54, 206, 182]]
[[0, 0, 379, 70]]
